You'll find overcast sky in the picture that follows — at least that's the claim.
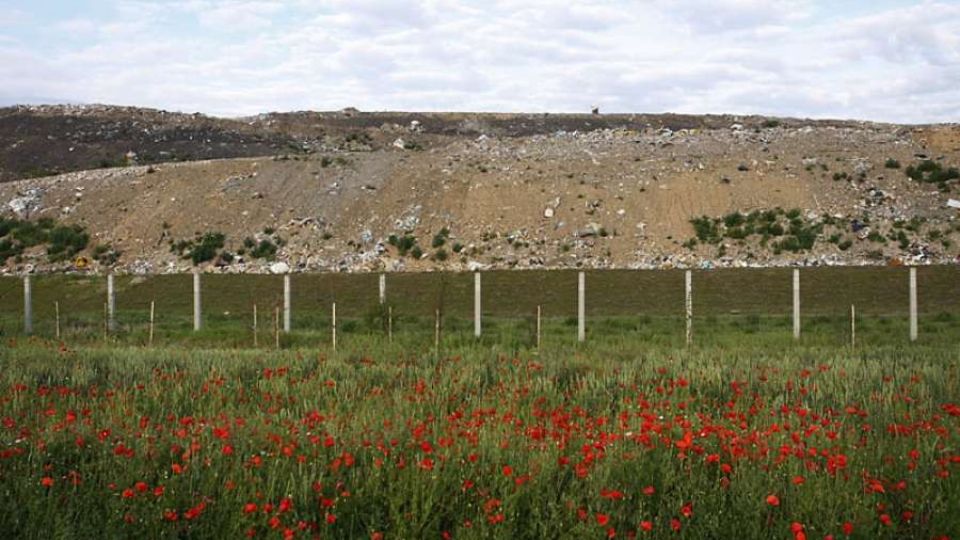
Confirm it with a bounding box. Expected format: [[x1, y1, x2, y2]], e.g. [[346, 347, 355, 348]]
[[0, 1, 957, 123]]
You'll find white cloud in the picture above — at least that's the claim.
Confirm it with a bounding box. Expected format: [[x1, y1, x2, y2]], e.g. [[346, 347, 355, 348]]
[[0, 0, 957, 122]]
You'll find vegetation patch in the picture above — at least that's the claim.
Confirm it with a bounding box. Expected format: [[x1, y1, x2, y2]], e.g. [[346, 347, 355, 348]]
[[688, 208, 824, 253], [905, 159, 960, 191], [0, 216, 89, 263], [170, 232, 227, 265]]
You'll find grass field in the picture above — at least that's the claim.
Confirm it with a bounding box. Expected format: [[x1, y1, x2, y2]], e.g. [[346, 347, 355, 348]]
[[1, 336, 959, 539]]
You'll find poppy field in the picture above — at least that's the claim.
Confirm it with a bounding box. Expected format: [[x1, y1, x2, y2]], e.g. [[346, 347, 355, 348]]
[[1, 338, 960, 539]]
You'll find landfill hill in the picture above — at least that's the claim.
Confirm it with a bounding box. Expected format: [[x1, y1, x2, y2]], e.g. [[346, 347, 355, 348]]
[[1, 104, 959, 274]]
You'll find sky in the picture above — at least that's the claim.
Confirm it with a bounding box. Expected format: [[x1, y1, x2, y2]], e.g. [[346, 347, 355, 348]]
[[0, 0, 957, 123]]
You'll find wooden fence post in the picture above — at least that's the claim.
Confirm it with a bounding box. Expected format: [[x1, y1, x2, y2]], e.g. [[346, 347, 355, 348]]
[[387, 305, 393, 343], [252, 304, 258, 347], [435, 308, 441, 356], [850, 305, 856, 348], [55, 301, 61, 339], [274, 305, 279, 349]]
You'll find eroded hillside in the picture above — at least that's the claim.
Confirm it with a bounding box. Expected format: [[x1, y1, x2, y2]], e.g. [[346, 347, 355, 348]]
[[1, 105, 958, 273]]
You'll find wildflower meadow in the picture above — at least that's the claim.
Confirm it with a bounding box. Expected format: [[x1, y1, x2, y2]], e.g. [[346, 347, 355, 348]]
[[1, 335, 959, 539]]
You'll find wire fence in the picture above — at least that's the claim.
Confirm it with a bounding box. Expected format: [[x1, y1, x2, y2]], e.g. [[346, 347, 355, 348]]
[[1, 266, 958, 349]]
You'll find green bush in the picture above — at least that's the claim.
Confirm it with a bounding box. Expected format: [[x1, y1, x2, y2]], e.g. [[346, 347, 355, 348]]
[[906, 160, 960, 190], [190, 233, 225, 264], [690, 216, 720, 244], [47, 225, 89, 261], [390, 234, 418, 257], [170, 232, 226, 264], [250, 239, 278, 260], [12, 221, 47, 247], [723, 212, 745, 228]]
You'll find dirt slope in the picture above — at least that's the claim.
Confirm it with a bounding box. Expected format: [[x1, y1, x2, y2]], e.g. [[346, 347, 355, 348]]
[[1, 105, 959, 274]]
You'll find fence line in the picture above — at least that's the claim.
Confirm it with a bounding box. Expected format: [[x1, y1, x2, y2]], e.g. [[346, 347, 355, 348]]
[[4, 268, 938, 346]]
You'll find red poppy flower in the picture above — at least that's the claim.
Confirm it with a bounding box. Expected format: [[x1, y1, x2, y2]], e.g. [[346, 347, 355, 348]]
[[596, 513, 610, 527], [40, 477, 54, 488], [766, 494, 780, 507]]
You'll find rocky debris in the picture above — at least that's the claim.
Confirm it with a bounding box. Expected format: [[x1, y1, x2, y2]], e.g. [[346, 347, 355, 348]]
[[579, 222, 604, 238], [269, 261, 290, 274], [7, 188, 43, 217]]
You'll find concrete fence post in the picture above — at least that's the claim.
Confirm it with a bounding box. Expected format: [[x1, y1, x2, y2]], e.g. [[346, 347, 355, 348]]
[[577, 271, 585, 343], [193, 272, 202, 331], [685, 270, 693, 346], [283, 274, 291, 333], [331, 302, 337, 351], [149, 301, 155, 346], [379, 273, 386, 305], [793, 269, 800, 340], [23, 275, 32, 335], [107, 273, 116, 333], [474, 272, 481, 338], [850, 305, 856, 348], [536, 305, 542, 350], [909, 267, 918, 342]]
